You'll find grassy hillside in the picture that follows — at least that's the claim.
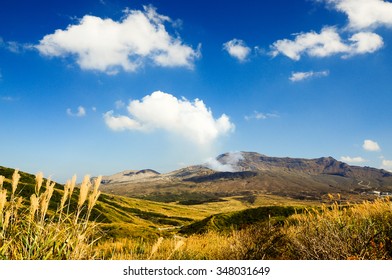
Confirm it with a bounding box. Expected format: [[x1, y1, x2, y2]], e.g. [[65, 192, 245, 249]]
[[99, 198, 392, 260], [179, 205, 304, 235], [0, 166, 191, 239], [3, 165, 392, 260], [0, 166, 312, 240]]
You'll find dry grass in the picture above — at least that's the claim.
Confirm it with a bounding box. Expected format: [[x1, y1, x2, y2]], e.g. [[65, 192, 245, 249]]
[[95, 224, 283, 260], [0, 171, 101, 260], [284, 197, 392, 259], [2, 170, 392, 260], [94, 196, 392, 260]]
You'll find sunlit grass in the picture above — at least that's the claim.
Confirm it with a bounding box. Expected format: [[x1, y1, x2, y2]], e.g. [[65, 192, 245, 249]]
[[0, 170, 101, 260], [94, 196, 392, 260], [285, 197, 392, 259], [2, 167, 392, 260]]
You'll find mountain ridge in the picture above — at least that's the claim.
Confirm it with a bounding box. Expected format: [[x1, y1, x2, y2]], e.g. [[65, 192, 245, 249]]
[[101, 151, 392, 183], [101, 169, 160, 184], [98, 151, 392, 203], [217, 151, 391, 179]]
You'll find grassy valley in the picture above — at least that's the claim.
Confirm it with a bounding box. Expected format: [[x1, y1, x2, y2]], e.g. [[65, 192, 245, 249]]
[[2, 160, 392, 260]]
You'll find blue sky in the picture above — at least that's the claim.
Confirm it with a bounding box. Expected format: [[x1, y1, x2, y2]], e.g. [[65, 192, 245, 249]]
[[1, 0, 392, 182]]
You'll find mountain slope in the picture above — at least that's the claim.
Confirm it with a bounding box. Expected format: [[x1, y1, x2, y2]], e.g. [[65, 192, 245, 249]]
[[218, 151, 391, 179], [99, 152, 392, 203], [0, 166, 198, 239], [3, 164, 292, 240], [101, 169, 160, 184]]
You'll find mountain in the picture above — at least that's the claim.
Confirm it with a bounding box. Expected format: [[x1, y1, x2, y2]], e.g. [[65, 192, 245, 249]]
[[203, 152, 391, 180], [99, 152, 392, 203], [100, 169, 160, 184]]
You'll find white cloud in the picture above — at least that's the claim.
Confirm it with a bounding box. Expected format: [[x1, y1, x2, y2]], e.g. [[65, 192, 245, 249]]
[[363, 139, 381, 151], [66, 106, 86, 117], [345, 32, 384, 56], [271, 27, 348, 60], [223, 39, 251, 62], [381, 159, 392, 172], [244, 111, 279, 121], [36, 6, 200, 74], [104, 91, 235, 146], [323, 0, 392, 30], [205, 152, 244, 172], [271, 27, 383, 60], [104, 111, 143, 130], [340, 156, 366, 163], [289, 70, 329, 82]]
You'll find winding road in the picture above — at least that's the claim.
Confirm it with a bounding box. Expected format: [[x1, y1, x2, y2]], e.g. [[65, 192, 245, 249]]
[[358, 180, 371, 188]]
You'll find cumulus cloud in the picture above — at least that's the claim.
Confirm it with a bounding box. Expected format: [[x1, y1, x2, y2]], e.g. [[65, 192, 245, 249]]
[[223, 39, 251, 62], [66, 106, 86, 117], [205, 152, 244, 172], [323, 0, 392, 30], [35, 6, 200, 74], [244, 111, 279, 121], [104, 91, 235, 146], [289, 70, 329, 82], [340, 156, 366, 163], [345, 32, 384, 56], [271, 27, 383, 60], [381, 159, 392, 172], [363, 139, 381, 151]]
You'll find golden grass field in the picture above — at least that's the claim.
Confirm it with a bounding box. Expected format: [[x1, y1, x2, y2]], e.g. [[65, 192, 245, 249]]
[[1, 169, 392, 260]]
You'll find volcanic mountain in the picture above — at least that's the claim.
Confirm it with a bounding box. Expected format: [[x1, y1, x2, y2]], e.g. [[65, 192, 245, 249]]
[[101, 169, 161, 184], [99, 152, 392, 203], [200, 152, 391, 180]]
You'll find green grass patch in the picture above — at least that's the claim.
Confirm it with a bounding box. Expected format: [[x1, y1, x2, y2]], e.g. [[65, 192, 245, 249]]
[[180, 205, 303, 235]]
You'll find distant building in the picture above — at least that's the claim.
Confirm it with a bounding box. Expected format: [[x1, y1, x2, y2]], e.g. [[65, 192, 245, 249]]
[[380, 192, 392, 197]]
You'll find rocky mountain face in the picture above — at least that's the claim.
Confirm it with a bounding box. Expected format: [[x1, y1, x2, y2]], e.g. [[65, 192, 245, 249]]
[[99, 152, 392, 202], [217, 152, 391, 179], [101, 169, 160, 184]]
